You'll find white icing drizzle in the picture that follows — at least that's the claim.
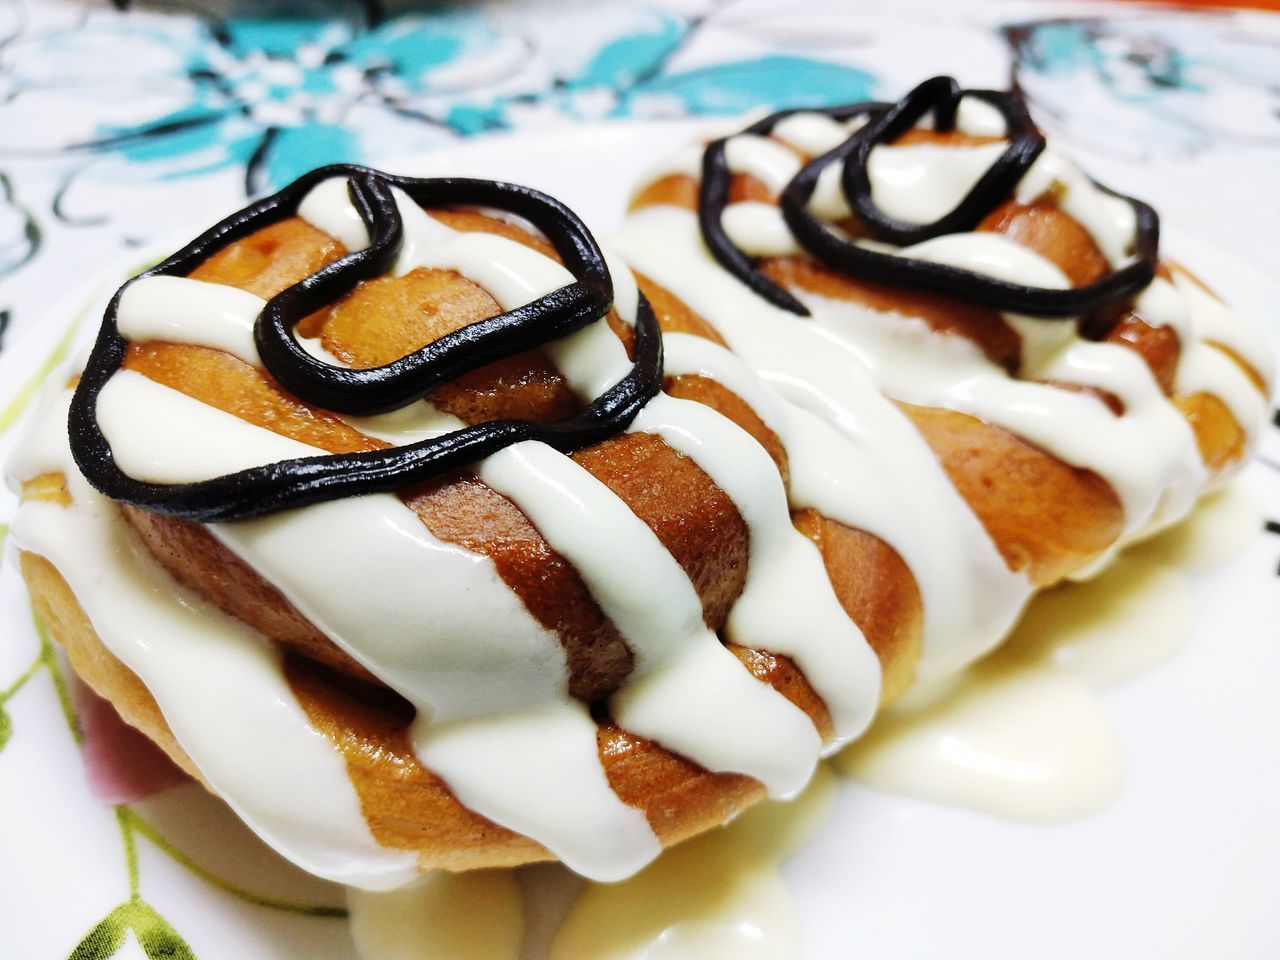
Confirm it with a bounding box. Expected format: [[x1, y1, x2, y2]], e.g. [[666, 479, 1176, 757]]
[[116, 276, 265, 367], [300, 184, 878, 796], [954, 95, 1008, 137], [477, 438, 821, 799], [1170, 269, 1275, 387], [549, 765, 837, 960], [5, 391, 418, 891], [866, 141, 1007, 226], [298, 176, 370, 250], [809, 162, 852, 223], [720, 202, 799, 258], [617, 196, 1265, 619], [1013, 149, 1136, 267], [417, 703, 661, 882], [675, 107, 1148, 291], [629, 393, 881, 742], [621, 110, 1272, 588], [12, 92, 1267, 890], [795, 287, 1207, 537], [631, 144, 706, 196], [771, 112, 863, 158], [97, 370, 310, 482], [2, 105, 1268, 958], [722, 134, 803, 195], [902, 232, 1071, 290], [616, 208, 1030, 679]]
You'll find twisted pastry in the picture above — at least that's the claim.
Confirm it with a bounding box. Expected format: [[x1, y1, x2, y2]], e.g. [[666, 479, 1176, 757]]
[[617, 76, 1272, 675], [11, 167, 880, 884], [5, 78, 1272, 889]]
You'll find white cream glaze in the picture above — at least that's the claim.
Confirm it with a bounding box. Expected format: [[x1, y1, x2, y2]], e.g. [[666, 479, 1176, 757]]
[[724, 135, 803, 196], [1157, 271, 1272, 449], [809, 162, 851, 223], [1171, 268, 1276, 387], [687, 107, 1144, 287], [116, 276, 265, 367], [866, 141, 1007, 226], [796, 287, 1207, 538], [297, 176, 370, 250], [770, 112, 853, 158], [349, 871, 524, 960], [836, 477, 1260, 822], [1013, 148, 1136, 266], [954, 95, 1007, 138], [630, 393, 881, 743], [478, 438, 820, 799], [102, 195, 673, 878], [417, 703, 661, 882], [549, 766, 837, 960], [720, 202, 799, 259], [97, 370, 315, 482], [94, 375, 567, 721], [632, 134, 803, 201], [622, 202, 1256, 585], [840, 666, 1127, 823], [5, 390, 419, 891], [902, 231, 1071, 290]]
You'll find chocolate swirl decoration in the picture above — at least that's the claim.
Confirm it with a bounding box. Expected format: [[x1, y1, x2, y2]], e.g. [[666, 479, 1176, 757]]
[[68, 164, 663, 523], [699, 76, 1160, 318]]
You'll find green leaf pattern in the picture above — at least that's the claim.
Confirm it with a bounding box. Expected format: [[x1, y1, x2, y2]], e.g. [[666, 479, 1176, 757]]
[[0, 703, 11, 753], [129, 902, 198, 960], [66, 906, 130, 960], [1, 327, 346, 949], [66, 901, 196, 960]]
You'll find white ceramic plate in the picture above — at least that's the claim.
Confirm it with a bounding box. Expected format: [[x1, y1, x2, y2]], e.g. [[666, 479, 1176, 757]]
[[1, 123, 1278, 960]]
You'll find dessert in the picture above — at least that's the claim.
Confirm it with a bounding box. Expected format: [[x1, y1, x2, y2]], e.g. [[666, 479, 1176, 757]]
[[615, 74, 1272, 671], [4, 77, 1272, 896], [8, 166, 881, 886]]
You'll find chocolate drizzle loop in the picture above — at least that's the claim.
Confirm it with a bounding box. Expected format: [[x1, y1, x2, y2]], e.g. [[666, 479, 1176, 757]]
[[699, 76, 1160, 319], [698, 99, 883, 315], [256, 172, 616, 415], [69, 164, 663, 523], [836, 76, 1046, 246]]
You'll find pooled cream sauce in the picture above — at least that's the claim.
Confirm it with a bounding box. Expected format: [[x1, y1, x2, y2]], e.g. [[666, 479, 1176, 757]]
[[347, 768, 838, 960], [348, 870, 526, 960], [836, 480, 1261, 822], [293, 480, 1270, 960]]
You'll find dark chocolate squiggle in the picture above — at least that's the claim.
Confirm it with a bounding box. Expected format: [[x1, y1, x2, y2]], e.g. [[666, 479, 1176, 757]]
[[699, 100, 885, 314], [68, 164, 663, 523], [698, 76, 1160, 319], [834, 76, 1047, 246]]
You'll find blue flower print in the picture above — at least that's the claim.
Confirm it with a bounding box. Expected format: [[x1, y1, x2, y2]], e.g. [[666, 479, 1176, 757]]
[[0, 1, 884, 197], [1005, 14, 1280, 156]]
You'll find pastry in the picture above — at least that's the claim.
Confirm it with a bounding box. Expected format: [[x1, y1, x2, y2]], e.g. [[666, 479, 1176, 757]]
[[4, 76, 1272, 891], [615, 74, 1273, 672], [8, 167, 880, 885]]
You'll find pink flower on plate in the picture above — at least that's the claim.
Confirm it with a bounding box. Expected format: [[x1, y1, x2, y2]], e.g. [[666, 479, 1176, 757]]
[[72, 678, 189, 805]]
